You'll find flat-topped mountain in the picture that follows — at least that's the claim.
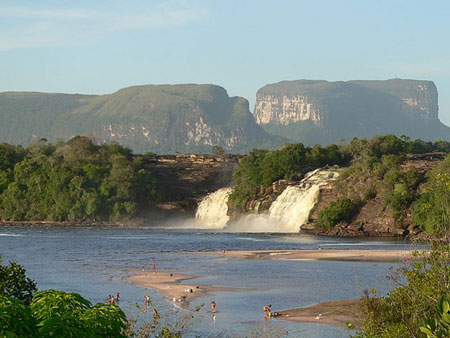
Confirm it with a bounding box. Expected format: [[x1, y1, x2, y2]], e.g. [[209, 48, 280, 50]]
[[0, 84, 283, 153], [254, 79, 450, 144]]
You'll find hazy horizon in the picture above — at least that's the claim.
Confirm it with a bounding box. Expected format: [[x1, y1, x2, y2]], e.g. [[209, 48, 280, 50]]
[[1, 0, 450, 124]]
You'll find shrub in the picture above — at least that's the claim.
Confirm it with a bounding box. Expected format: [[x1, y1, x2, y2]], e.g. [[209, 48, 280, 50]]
[[358, 244, 450, 338], [211, 145, 225, 155], [316, 198, 360, 229], [0, 260, 37, 304]]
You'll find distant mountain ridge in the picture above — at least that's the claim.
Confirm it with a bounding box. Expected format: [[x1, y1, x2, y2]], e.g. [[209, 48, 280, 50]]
[[1, 79, 449, 153], [0, 84, 284, 153], [254, 78, 449, 145]]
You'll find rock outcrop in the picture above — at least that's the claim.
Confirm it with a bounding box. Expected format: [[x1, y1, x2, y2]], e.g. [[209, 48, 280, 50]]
[[140, 153, 242, 216], [254, 79, 450, 145], [0, 84, 284, 154], [302, 153, 446, 237]]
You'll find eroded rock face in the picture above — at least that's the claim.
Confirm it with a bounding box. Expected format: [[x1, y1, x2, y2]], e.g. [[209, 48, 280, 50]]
[[254, 94, 322, 125], [140, 153, 242, 216], [253, 79, 449, 144], [254, 79, 439, 126], [351, 79, 439, 120]]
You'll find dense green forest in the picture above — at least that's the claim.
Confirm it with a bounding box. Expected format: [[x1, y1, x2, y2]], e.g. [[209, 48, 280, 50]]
[[229, 135, 450, 236], [0, 137, 158, 222]]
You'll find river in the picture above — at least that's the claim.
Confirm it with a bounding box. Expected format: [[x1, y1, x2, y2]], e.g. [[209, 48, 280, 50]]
[[0, 225, 420, 337]]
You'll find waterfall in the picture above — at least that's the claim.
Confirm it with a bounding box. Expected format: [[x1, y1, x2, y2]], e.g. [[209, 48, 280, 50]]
[[266, 169, 340, 232], [195, 188, 233, 229], [194, 168, 340, 232]]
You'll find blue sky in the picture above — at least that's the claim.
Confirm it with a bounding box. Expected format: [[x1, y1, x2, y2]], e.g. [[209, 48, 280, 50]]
[[1, 0, 450, 124]]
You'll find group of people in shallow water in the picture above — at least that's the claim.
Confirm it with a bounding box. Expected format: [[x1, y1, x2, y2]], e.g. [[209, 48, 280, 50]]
[[107, 292, 159, 320], [112, 262, 278, 328]]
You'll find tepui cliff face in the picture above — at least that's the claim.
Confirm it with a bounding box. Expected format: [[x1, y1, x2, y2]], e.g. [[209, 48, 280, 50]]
[[254, 79, 449, 144], [0, 84, 283, 154]]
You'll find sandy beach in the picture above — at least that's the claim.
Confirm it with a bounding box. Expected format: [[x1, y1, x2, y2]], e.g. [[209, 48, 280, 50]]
[[127, 271, 236, 310], [276, 299, 363, 328], [189, 248, 425, 263], [128, 248, 425, 327]]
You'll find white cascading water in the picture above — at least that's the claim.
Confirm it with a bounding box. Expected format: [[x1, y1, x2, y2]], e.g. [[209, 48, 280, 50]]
[[195, 188, 233, 229], [194, 169, 340, 232], [266, 169, 339, 232]]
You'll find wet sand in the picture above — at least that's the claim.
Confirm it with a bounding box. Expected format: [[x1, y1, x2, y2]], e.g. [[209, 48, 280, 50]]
[[190, 248, 424, 263], [276, 299, 363, 328], [127, 271, 236, 310]]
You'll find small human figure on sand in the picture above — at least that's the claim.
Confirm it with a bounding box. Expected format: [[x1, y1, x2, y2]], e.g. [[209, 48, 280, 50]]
[[152, 261, 156, 275], [144, 294, 151, 306], [108, 295, 115, 305], [211, 301, 216, 313], [115, 292, 120, 302], [142, 266, 146, 276]]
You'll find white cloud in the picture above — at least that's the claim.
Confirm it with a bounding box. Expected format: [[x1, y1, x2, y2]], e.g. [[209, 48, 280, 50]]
[[0, 2, 207, 50]]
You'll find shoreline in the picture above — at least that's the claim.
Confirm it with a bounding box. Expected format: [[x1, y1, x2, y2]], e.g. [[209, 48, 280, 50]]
[[276, 299, 363, 328], [0, 220, 147, 227], [127, 270, 237, 310], [187, 248, 425, 263]]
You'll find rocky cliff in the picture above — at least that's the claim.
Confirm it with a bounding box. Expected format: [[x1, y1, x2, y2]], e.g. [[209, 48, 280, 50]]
[[254, 79, 450, 144], [140, 153, 242, 216], [0, 84, 284, 154], [302, 153, 446, 237]]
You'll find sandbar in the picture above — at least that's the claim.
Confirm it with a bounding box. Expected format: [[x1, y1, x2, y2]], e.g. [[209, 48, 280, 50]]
[[127, 270, 236, 310], [189, 249, 425, 263], [276, 299, 363, 328]]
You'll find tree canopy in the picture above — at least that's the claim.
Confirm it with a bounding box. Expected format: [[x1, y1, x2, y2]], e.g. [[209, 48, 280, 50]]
[[0, 137, 159, 222]]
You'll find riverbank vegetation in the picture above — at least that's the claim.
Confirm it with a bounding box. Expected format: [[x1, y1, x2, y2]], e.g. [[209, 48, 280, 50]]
[[0, 137, 159, 222], [229, 143, 350, 210], [0, 258, 193, 337], [355, 244, 450, 338]]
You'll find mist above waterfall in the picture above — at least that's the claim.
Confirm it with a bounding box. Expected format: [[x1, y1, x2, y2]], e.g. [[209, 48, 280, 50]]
[[192, 169, 340, 232]]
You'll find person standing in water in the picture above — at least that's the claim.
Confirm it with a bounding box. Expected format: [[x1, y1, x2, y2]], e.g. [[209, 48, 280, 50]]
[[263, 304, 271, 316], [152, 261, 156, 275], [145, 294, 151, 306], [153, 308, 159, 321], [211, 301, 216, 313], [115, 292, 120, 302]]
